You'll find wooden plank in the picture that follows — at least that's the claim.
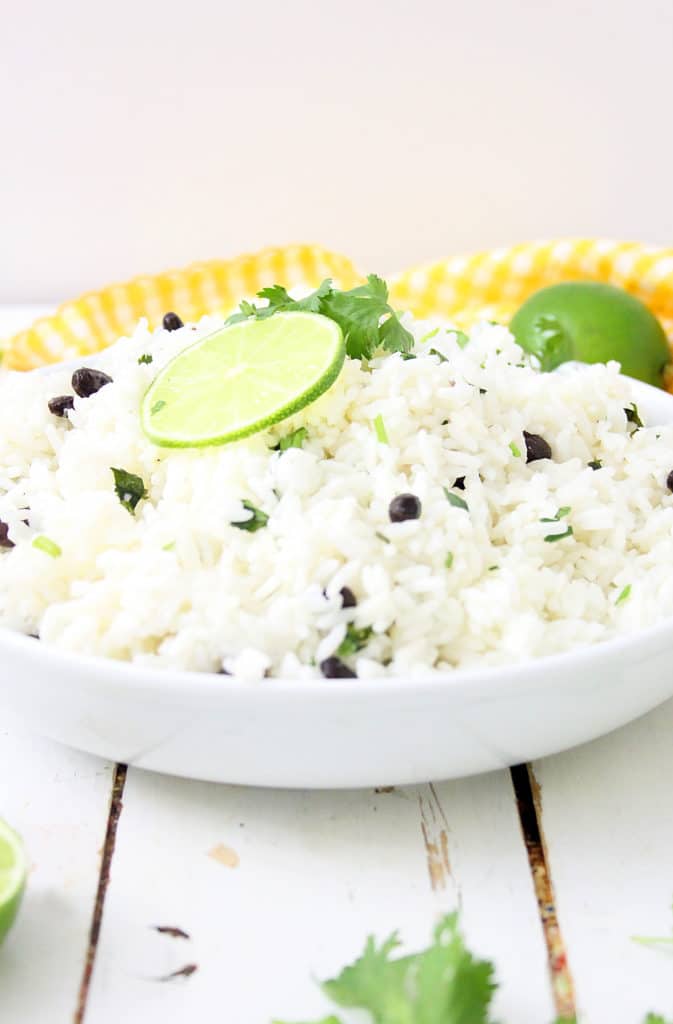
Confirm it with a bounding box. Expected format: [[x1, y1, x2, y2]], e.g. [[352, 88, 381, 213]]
[[0, 719, 115, 1022], [534, 697, 673, 1023], [86, 769, 554, 1023]]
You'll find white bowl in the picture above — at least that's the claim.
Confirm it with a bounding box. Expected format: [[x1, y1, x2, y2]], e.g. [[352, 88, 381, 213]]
[[2, 373, 673, 787]]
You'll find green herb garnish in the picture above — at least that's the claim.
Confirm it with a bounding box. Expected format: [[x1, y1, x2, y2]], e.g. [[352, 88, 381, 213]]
[[231, 500, 269, 532], [150, 399, 166, 416], [625, 403, 644, 430], [443, 487, 469, 511], [32, 535, 61, 558], [488, 564, 499, 571], [453, 330, 470, 349], [445, 551, 454, 568], [418, 327, 440, 344], [273, 913, 496, 1024], [615, 583, 632, 606], [375, 530, 390, 544], [540, 506, 571, 523], [373, 414, 389, 444], [274, 427, 308, 452], [337, 624, 373, 658], [138, 353, 153, 365], [509, 441, 522, 458], [588, 459, 603, 471], [428, 347, 449, 363], [111, 468, 148, 515], [226, 275, 413, 361], [544, 525, 574, 543]]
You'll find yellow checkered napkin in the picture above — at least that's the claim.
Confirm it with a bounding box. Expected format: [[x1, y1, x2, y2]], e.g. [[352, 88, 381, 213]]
[[5, 238, 673, 373]]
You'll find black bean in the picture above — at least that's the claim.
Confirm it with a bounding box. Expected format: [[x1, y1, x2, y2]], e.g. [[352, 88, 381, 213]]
[[523, 431, 552, 463], [666, 470, 673, 492], [48, 395, 75, 417], [162, 312, 184, 332], [320, 657, 357, 679], [388, 493, 422, 522], [453, 476, 466, 490], [72, 368, 113, 398], [0, 521, 14, 549], [340, 586, 357, 609]]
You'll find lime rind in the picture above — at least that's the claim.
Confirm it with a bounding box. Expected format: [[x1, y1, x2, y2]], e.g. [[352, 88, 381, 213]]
[[142, 312, 345, 448], [0, 818, 27, 946]]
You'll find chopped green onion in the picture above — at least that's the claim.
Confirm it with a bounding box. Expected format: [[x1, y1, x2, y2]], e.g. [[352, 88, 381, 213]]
[[443, 487, 469, 511], [32, 535, 61, 558], [509, 441, 521, 458], [615, 584, 632, 606], [373, 414, 389, 445]]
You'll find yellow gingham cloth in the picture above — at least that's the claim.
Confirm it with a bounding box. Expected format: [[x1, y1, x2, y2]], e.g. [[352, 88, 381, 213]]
[[6, 239, 673, 382]]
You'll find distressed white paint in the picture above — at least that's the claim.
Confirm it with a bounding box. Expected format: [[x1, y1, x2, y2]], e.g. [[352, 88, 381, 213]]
[[534, 697, 673, 1023], [86, 770, 553, 1023], [0, 719, 113, 1022]]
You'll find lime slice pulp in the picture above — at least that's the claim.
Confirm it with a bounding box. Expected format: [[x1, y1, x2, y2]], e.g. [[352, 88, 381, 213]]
[[0, 818, 27, 945], [142, 311, 345, 447]]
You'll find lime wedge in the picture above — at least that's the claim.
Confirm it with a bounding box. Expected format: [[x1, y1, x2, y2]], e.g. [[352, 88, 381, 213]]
[[0, 818, 27, 946], [142, 311, 345, 447]]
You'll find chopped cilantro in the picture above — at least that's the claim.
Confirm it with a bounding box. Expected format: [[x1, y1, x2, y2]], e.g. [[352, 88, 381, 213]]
[[273, 427, 308, 452], [337, 624, 373, 658], [373, 414, 389, 444], [453, 330, 470, 349], [540, 506, 571, 523], [488, 565, 499, 571], [544, 525, 574, 543], [615, 583, 632, 606], [418, 326, 440, 344], [625, 403, 644, 430], [231, 500, 269, 532], [445, 551, 454, 568], [428, 347, 449, 363], [137, 353, 153, 365], [111, 467, 148, 515], [32, 535, 61, 558], [443, 487, 469, 511], [509, 441, 522, 458], [226, 275, 413, 361], [162, 541, 175, 551], [400, 352, 417, 361], [375, 530, 390, 544], [150, 399, 166, 416], [588, 459, 603, 471]]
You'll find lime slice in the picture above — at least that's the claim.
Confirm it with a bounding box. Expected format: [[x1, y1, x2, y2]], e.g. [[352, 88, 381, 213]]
[[142, 311, 345, 447], [0, 818, 27, 946]]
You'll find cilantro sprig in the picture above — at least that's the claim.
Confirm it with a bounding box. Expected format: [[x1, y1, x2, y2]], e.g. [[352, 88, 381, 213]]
[[111, 468, 148, 515], [226, 275, 413, 361], [273, 913, 497, 1024]]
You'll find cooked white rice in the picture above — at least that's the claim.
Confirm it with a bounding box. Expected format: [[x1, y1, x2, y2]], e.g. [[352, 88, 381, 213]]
[[1, 313, 673, 679]]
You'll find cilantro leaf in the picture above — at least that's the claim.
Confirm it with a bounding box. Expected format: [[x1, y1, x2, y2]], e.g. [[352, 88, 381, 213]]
[[337, 624, 373, 658], [231, 500, 269, 532], [524, 314, 573, 372], [273, 427, 308, 452], [443, 487, 469, 511], [323, 913, 496, 1024], [226, 275, 412, 361], [111, 467, 148, 515], [625, 403, 644, 431], [544, 525, 574, 543]]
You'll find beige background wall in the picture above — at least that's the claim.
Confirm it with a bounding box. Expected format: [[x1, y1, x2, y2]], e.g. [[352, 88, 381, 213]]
[[2, 0, 672, 301]]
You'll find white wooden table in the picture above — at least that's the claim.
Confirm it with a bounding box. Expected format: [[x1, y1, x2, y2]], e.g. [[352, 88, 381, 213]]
[[3, 308, 673, 1023]]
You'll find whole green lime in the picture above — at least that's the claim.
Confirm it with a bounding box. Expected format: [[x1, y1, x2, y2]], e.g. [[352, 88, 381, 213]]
[[509, 281, 671, 387]]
